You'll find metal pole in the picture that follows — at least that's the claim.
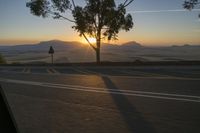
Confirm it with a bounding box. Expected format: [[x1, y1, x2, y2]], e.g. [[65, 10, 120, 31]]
[[51, 54, 53, 64]]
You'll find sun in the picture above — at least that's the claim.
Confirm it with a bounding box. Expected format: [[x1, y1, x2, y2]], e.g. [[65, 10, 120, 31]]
[[81, 37, 96, 44], [88, 37, 96, 44]]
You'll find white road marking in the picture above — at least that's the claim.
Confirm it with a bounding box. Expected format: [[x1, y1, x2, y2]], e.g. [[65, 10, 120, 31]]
[[109, 75, 200, 80], [1, 69, 200, 80], [26, 68, 31, 73], [50, 68, 60, 74], [47, 68, 60, 74], [0, 78, 200, 103], [82, 69, 100, 75], [22, 68, 26, 73], [46, 68, 52, 74], [72, 67, 90, 74]]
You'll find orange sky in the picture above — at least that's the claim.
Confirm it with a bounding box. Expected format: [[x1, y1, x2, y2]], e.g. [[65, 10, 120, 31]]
[[0, 0, 200, 46]]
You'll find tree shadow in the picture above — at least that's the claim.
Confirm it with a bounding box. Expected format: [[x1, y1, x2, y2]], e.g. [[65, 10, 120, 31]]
[[101, 76, 156, 133]]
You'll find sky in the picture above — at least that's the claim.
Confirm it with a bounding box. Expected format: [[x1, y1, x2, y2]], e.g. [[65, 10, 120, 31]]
[[0, 0, 200, 46]]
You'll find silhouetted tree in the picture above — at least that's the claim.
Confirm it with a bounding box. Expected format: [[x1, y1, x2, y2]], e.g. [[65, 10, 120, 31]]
[[48, 46, 54, 64], [0, 54, 6, 64], [183, 0, 200, 17], [26, 0, 134, 63]]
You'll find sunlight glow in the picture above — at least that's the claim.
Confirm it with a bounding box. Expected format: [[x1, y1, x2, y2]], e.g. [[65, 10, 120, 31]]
[[81, 37, 97, 44], [88, 37, 96, 44]]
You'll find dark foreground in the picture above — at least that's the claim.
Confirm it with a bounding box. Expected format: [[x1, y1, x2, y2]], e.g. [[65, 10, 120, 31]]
[[0, 66, 200, 133]]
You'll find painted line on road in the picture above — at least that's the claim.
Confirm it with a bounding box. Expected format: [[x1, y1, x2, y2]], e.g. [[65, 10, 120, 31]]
[[1, 70, 200, 80], [47, 68, 53, 74], [22, 68, 26, 73], [71, 67, 90, 74], [47, 68, 60, 74], [72, 67, 107, 76], [0, 78, 200, 103], [51, 68, 60, 74], [118, 69, 165, 77], [39, 82, 200, 99], [109, 75, 200, 80], [25, 68, 31, 73], [79, 68, 104, 75]]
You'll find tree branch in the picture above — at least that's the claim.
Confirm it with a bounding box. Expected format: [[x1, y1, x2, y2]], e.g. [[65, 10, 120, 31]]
[[82, 33, 97, 51], [71, 0, 76, 9], [49, 11, 75, 22], [123, 0, 134, 7], [123, 0, 129, 6], [93, 17, 98, 39], [58, 14, 75, 22], [70, 0, 98, 50]]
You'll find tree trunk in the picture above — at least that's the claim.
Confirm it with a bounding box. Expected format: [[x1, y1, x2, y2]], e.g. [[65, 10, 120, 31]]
[[96, 47, 100, 64], [96, 35, 101, 64]]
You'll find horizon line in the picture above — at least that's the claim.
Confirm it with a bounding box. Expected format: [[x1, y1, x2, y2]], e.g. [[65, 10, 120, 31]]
[[0, 39, 199, 47]]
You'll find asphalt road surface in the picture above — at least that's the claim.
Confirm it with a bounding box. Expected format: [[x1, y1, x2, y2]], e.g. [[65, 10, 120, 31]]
[[0, 66, 200, 133]]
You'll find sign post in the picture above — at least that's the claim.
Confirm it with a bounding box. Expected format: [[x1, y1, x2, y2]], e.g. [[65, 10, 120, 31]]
[[48, 46, 54, 64]]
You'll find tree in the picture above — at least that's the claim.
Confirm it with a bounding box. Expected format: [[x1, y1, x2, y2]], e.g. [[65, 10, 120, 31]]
[[48, 46, 54, 64], [183, 0, 200, 17], [26, 0, 134, 63], [0, 54, 6, 64]]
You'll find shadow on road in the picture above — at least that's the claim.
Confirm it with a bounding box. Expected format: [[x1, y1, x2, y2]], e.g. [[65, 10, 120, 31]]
[[101, 76, 156, 133]]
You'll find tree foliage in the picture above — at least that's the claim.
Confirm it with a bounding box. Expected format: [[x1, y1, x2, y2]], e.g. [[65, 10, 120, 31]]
[[26, 0, 134, 63], [0, 54, 6, 64], [72, 0, 133, 40], [183, 0, 200, 17]]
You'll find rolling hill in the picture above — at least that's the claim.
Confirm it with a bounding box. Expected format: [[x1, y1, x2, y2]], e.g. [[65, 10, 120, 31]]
[[0, 40, 200, 63]]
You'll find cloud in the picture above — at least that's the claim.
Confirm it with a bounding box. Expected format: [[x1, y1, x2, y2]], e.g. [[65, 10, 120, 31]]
[[128, 9, 200, 14]]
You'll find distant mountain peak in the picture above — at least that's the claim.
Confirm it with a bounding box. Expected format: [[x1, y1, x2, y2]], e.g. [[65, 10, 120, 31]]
[[37, 40, 83, 46], [39, 40, 69, 44], [121, 41, 143, 47], [171, 44, 192, 47], [183, 44, 191, 47]]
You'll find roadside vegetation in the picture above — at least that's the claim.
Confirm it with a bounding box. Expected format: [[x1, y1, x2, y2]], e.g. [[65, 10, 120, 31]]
[[0, 54, 6, 64]]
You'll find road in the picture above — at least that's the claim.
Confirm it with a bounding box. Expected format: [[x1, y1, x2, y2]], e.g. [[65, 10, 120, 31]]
[[0, 66, 200, 133]]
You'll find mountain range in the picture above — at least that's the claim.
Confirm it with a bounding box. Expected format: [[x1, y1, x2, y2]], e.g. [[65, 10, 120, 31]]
[[0, 40, 200, 63]]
